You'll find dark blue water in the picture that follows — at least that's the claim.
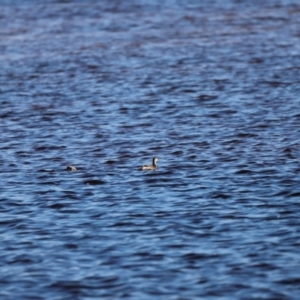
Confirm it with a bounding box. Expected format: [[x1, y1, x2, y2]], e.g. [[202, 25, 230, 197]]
[[1, 0, 300, 299]]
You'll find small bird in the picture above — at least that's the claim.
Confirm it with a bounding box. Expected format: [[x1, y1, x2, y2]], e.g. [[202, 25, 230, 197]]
[[140, 157, 158, 170], [66, 165, 77, 171]]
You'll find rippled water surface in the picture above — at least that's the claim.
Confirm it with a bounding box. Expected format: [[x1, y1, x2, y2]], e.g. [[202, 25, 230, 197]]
[[1, 0, 300, 299]]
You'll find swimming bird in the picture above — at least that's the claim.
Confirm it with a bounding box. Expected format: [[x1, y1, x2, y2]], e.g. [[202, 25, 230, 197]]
[[140, 157, 158, 170], [66, 165, 77, 171]]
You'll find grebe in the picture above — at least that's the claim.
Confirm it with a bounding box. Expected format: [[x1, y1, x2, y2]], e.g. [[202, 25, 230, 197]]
[[140, 157, 158, 170], [66, 165, 77, 171]]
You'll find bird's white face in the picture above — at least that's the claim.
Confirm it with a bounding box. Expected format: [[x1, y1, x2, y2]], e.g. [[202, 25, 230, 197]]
[[154, 157, 158, 163]]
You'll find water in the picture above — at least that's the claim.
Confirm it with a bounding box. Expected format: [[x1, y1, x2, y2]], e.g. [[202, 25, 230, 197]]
[[1, 0, 300, 299]]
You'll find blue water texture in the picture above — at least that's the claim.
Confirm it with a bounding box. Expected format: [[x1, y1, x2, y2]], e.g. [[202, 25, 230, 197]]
[[1, 0, 300, 299]]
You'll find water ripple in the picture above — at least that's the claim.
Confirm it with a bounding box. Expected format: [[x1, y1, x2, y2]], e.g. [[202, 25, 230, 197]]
[[1, 0, 300, 299]]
